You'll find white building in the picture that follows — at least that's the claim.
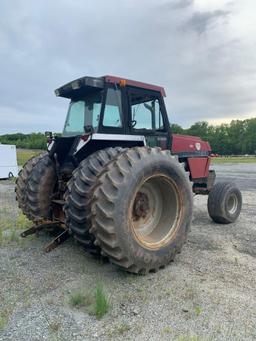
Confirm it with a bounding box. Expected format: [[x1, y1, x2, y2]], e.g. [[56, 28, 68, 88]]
[[0, 144, 19, 179]]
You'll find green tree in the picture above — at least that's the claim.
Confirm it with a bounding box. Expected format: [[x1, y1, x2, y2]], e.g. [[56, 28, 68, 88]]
[[171, 123, 184, 134], [186, 121, 209, 141]]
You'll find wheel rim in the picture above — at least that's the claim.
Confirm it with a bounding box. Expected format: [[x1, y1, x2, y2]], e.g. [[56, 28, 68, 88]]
[[130, 174, 182, 250], [227, 193, 238, 214]]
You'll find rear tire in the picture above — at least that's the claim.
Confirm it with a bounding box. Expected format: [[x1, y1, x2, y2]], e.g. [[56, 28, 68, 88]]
[[25, 154, 57, 221], [15, 153, 47, 218], [90, 147, 193, 274], [207, 182, 242, 224], [64, 147, 124, 249]]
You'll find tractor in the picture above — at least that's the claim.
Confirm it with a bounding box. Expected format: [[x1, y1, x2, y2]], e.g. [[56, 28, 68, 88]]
[[16, 75, 242, 273]]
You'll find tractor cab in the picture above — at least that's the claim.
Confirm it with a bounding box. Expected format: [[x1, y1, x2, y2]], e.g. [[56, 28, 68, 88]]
[[52, 76, 172, 158]]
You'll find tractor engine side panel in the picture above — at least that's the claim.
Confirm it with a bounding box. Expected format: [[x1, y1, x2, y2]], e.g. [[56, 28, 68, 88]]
[[171, 134, 214, 193], [187, 157, 210, 179]]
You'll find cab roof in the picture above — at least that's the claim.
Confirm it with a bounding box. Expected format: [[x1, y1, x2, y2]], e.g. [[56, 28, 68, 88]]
[[55, 75, 166, 98]]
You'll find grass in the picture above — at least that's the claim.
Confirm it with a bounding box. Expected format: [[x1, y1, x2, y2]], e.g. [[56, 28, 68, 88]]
[[0, 216, 13, 230], [0, 211, 32, 246], [15, 212, 32, 230], [9, 229, 19, 243], [0, 306, 13, 331], [0, 229, 22, 246], [69, 282, 109, 319], [94, 283, 109, 318], [0, 312, 7, 331], [16, 149, 43, 166], [194, 306, 202, 316], [69, 292, 92, 307], [162, 326, 172, 334], [211, 156, 256, 164]]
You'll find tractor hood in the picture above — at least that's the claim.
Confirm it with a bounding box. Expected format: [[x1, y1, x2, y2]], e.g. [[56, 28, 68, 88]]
[[172, 134, 211, 155]]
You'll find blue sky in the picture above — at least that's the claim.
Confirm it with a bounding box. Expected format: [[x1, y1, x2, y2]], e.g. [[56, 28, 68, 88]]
[[0, 0, 255, 133]]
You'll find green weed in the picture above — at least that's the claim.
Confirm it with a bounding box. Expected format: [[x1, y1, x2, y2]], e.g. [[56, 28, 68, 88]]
[[194, 306, 202, 316], [9, 229, 19, 243], [16, 213, 31, 230], [162, 326, 172, 334], [69, 283, 109, 318], [93, 283, 109, 318]]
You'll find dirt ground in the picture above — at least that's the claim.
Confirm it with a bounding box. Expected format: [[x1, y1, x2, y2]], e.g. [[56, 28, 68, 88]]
[[0, 163, 255, 341]]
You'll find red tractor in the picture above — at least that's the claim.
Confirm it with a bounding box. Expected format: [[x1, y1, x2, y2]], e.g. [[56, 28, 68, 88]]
[[16, 75, 242, 273]]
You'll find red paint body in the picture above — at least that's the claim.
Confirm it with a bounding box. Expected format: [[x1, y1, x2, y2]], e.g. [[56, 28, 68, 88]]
[[171, 134, 211, 154], [187, 157, 211, 179], [172, 134, 211, 180]]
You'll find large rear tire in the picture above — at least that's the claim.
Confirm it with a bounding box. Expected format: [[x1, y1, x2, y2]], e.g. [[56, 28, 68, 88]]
[[25, 154, 57, 221], [64, 148, 123, 248], [15, 153, 47, 219], [90, 147, 193, 274]]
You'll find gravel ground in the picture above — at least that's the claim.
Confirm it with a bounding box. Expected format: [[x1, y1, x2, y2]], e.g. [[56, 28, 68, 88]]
[[0, 164, 255, 341]]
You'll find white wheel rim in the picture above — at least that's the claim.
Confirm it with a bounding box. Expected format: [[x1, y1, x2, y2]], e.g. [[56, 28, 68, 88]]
[[227, 193, 238, 215], [130, 174, 182, 250]]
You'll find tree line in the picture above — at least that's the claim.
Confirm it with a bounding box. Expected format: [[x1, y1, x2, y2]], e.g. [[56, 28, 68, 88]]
[[0, 133, 46, 150], [0, 117, 255, 154], [172, 118, 256, 155]]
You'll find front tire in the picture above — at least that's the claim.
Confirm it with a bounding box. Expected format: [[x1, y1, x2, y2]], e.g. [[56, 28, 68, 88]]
[[207, 182, 242, 224], [90, 147, 193, 274]]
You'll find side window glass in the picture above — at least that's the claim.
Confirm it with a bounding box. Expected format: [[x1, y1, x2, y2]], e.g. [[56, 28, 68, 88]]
[[65, 101, 85, 133], [130, 95, 164, 131], [103, 89, 122, 128], [131, 100, 153, 129]]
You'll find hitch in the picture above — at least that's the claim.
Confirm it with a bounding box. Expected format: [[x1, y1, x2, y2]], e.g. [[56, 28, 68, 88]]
[[20, 221, 59, 237], [44, 229, 70, 253], [20, 220, 69, 252]]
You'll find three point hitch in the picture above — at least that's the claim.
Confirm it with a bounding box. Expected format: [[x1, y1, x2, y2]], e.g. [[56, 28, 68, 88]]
[[20, 220, 70, 253]]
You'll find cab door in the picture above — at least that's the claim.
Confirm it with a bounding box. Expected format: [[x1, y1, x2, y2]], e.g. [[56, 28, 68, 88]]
[[126, 87, 170, 149]]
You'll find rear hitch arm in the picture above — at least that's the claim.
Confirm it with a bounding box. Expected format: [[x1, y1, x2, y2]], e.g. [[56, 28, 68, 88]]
[[20, 220, 69, 252]]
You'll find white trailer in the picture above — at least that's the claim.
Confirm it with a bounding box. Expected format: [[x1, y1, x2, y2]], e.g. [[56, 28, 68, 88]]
[[0, 144, 19, 179]]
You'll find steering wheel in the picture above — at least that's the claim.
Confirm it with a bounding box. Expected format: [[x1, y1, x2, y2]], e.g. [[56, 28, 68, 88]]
[[131, 120, 137, 128]]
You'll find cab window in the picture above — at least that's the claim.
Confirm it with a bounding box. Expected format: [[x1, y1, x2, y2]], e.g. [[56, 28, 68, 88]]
[[63, 90, 102, 136], [130, 93, 164, 131]]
